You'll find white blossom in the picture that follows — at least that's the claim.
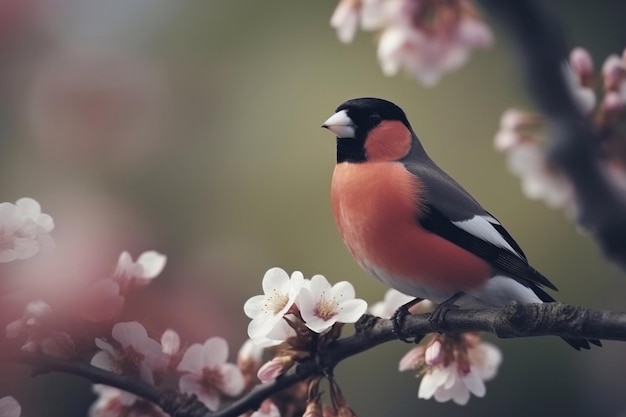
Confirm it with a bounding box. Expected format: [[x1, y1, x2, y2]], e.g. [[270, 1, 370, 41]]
[[0, 198, 54, 263], [243, 267, 304, 343], [369, 288, 414, 319], [400, 335, 502, 405], [298, 274, 367, 333], [115, 250, 167, 287]]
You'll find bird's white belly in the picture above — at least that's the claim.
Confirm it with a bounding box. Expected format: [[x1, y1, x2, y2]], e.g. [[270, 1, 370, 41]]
[[364, 262, 542, 309]]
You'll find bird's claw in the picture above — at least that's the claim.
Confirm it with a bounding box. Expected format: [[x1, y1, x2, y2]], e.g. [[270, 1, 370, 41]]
[[391, 297, 423, 343], [428, 292, 464, 331]]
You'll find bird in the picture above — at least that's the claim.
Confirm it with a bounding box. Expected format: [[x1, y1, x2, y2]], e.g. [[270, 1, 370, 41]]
[[321, 97, 600, 350]]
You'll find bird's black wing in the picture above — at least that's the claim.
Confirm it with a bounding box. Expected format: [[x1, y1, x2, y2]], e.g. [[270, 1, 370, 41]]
[[403, 159, 557, 291]]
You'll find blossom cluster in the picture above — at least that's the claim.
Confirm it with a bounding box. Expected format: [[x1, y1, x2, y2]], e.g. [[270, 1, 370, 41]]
[[399, 333, 501, 405], [330, 0, 492, 86], [1, 200, 503, 416], [371, 289, 502, 405], [494, 46, 626, 212], [244, 267, 368, 347]]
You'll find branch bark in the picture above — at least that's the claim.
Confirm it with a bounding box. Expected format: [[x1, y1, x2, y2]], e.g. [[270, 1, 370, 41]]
[[478, 0, 626, 270], [4, 303, 625, 417]]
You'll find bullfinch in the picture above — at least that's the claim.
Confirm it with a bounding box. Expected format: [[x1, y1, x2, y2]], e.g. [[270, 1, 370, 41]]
[[322, 97, 600, 350]]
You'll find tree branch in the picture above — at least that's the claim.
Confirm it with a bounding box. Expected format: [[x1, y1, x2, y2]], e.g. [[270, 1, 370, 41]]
[[215, 302, 626, 417], [478, 0, 626, 270], [4, 351, 161, 404], [6, 302, 623, 417]]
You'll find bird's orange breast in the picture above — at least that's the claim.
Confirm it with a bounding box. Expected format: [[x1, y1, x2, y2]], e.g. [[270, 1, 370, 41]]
[[331, 162, 490, 293]]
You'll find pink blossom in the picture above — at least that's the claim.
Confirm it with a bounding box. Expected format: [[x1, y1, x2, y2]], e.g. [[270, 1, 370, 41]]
[[0, 198, 54, 263], [161, 328, 181, 356], [570, 47, 594, 84], [329, 0, 492, 86], [115, 250, 167, 288], [400, 335, 502, 405], [5, 300, 73, 356], [494, 108, 575, 211], [0, 396, 21, 417], [330, 0, 360, 43], [237, 339, 264, 370], [602, 54, 626, 91], [298, 275, 367, 333], [417, 341, 501, 405], [375, 1, 492, 86], [91, 321, 168, 384], [177, 337, 244, 411], [6, 300, 52, 338], [79, 278, 125, 322], [251, 400, 281, 417], [257, 356, 292, 383], [398, 345, 425, 372], [89, 385, 167, 417]]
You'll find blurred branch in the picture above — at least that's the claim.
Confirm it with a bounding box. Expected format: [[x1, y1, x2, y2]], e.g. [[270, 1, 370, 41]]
[[2, 302, 625, 417], [5, 351, 161, 403], [478, 0, 626, 270]]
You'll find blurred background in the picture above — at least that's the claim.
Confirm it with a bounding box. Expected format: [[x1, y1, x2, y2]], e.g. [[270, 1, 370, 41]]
[[0, 0, 625, 416]]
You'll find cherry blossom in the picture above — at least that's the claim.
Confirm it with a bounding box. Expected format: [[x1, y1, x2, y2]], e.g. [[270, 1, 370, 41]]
[[5, 300, 73, 356], [243, 267, 304, 343], [369, 289, 435, 319], [79, 278, 125, 322], [330, 0, 360, 43], [161, 328, 181, 356], [6, 300, 52, 338], [91, 321, 167, 384], [177, 337, 245, 411], [400, 334, 502, 405], [251, 399, 281, 417], [0, 198, 54, 263], [298, 275, 367, 333], [89, 385, 167, 417], [0, 396, 21, 417], [257, 356, 293, 383], [237, 339, 264, 370], [494, 108, 575, 211], [115, 250, 167, 288], [330, 0, 493, 86]]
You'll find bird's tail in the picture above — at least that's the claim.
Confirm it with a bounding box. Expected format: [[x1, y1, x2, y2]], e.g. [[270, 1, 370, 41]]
[[531, 284, 602, 350]]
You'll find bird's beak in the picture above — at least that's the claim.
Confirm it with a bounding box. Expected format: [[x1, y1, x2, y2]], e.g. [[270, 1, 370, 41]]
[[322, 109, 355, 138]]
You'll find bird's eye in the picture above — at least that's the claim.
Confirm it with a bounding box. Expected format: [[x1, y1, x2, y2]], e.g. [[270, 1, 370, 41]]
[[369, 113, 381, 125]]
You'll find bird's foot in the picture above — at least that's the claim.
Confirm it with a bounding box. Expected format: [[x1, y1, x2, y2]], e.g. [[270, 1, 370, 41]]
[[391, 297, 423, 343], [428, 292, 465, 331]]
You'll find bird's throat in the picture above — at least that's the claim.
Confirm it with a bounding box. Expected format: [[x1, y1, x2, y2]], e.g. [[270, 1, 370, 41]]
[[337, 138, 366, 163]]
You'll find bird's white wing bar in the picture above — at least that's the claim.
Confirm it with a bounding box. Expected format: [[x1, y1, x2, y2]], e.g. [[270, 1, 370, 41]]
[[322, 109, 355, 139], [452, 215, 523, 258]]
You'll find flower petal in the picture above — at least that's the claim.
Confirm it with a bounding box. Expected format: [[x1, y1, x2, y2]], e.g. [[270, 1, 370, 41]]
[[202, 337, 228, 368], [219, 363, 245, 396], [177, 343, 203, 373], [137, 251, 167, 279], [261, 267, 290, 294], [0, 396, 21, 417], [334, 299, 367, 323]]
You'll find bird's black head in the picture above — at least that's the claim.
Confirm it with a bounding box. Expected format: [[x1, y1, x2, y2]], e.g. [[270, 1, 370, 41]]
[[322, 97, 417, 163]]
